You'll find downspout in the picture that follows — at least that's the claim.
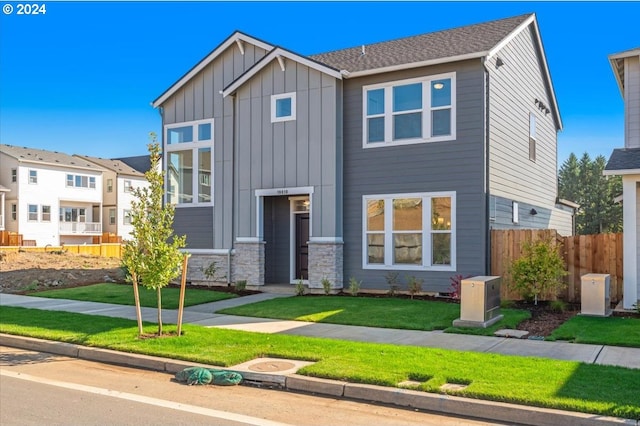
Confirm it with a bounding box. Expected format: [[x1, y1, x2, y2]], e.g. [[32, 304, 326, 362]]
[[482, 57, 491, 275], [228, 94, 236, 286]]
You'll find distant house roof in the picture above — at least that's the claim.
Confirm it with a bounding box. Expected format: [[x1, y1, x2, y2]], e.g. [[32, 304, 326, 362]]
[[310, 14, 531, 75], [604, 148, 640, 175], [114, 155, 152, 174], [609, 46, 640, 95], [75, 155, 146, 177], [0, 144, 102, 172]]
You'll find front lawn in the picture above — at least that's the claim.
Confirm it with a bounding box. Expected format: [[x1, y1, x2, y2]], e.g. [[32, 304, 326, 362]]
[[29, 283, 235, 309], [217, 296, 529, 336], [1, 306, 638, 419], [549, 315, 640, 348]]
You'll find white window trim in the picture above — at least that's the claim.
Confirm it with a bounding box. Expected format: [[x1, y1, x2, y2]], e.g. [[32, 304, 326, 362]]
[[28, 169, 38, 184], [66, 174, 96, 189], [108, 208, 116, 225], [513, 201, 519, 224], [164, 118, 215, 207], [41, 205, 51, 222], [271, 92, 297, 123], [362, 191, 456, 271], [362, 72, 456, 148], [27, 204, 38, 222], [123, 209, 132, 225]]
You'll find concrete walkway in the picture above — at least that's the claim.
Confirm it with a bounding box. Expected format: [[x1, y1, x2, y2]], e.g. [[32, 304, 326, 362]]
[[1, 293, 639, 370]]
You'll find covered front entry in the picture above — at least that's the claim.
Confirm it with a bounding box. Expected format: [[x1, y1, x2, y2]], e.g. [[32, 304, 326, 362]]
[[261, 191, 311, 284]]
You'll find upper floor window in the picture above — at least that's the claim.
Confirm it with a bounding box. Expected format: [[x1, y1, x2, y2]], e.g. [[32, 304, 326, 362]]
[[363, 73, 456, 148], [29, 170, 37, 184], [164, 118, 214, 206], [123, 209, 132, 225], [11, 169, 17, 183], [66, 174, 96, 189], [107, 179, 113, 192], [123, 179, 133, 193], [28, 204, 38, 221], [109, 208, 116, 225], [271, 92, 296, 123], [529, 113, 536, 162], [60, 207, 86, 223], [363, 192, 456, 270]]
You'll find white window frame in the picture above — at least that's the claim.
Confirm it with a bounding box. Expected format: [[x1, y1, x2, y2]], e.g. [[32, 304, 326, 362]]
[[123, 179, 133, 193], [271, 92, 297, 123], [362, 72, 456, 148], [28, 169, 37, 184], [164, 118, 215, 207], [107, 178, 113, 192], [11, 169, 17, 183], [41, 205, 51, 222], [108, 208, 116, 225], [513, 201, 519, 224], [66, 174, 96, 189], [362, 191, 456, 271], [123, 209, 132, 225], [27, 204, 38, 221]]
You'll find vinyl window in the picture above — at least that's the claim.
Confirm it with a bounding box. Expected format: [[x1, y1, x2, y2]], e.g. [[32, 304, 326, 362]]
[[41, 205, 51, 222], [271, 92, 296, 123], [28, 204, 38, 221], [29, 170, 37, 184]]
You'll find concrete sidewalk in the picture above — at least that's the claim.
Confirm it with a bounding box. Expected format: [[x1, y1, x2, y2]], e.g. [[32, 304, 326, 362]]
[[1, 293, 639, 370]]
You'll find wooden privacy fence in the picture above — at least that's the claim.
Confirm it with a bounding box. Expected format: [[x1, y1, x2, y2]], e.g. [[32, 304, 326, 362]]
[[490, 229, 624, 304], [0, 243, 123, 258]]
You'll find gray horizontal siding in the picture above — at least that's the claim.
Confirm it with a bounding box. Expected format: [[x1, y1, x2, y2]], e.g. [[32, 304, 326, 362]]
[[174, 207, 213, 249], [160, 42, 267, 250], [488, 25, 559, 209], [342, 60, 488, 293]]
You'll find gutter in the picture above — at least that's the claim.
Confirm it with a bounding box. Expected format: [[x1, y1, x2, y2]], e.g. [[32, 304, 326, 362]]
[[482, 57, 492, 275]]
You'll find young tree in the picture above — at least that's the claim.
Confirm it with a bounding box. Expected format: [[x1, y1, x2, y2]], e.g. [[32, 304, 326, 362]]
[[121, 134, 187, 336]]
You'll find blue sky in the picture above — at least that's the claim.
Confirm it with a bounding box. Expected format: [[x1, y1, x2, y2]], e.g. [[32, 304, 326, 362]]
[[1, 2, 638, 166]]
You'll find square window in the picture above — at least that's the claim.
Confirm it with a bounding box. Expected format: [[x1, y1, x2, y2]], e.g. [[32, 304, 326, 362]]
[[271, 93, 296, 122], [393, 83, 422, 112], [393, 112, 422, 140], [167, 126, 193, 144], [198, 123, 212, 141]]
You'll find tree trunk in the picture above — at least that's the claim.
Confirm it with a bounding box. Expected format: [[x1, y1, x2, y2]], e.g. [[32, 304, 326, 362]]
[[132, 274, 144, 336], [157, 287, 163, 335]]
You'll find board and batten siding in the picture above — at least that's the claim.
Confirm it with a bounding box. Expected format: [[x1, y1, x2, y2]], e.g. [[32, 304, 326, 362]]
[[233, 59, 342, 240], [624, 55, 640, 148], [342, 60, 488, 292], [487, 25, 559, 209], [160, 42, 267, 250]]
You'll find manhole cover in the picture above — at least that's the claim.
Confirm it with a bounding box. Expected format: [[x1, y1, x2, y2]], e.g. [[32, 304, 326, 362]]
[[248, 361, 297, 372]]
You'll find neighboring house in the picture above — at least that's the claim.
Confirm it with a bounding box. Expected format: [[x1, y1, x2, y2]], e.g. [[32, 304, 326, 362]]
[[152, 13, 570, 292], [0, 144, 103, 246], [0, 184, 8, 231], [75, 155, 151, 240], [604, 47, 640, 310]]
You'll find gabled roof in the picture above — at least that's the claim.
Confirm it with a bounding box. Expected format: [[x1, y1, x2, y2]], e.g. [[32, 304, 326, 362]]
[[222, 46, 343, 97], [609, 47, 640, 96], [0, 144, 102, 172], [310, 14, 531, 76], [152, 31, 273, 108], [604, 148, 640, 175], [115, 155, 152, 174], [75, 155, 146, 177]]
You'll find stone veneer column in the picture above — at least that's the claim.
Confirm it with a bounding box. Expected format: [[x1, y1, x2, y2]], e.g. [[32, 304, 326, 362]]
[[307, 241, 343, 291], [234, 240, 265, 286]]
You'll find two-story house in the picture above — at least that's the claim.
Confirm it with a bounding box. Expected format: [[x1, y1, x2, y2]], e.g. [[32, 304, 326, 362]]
[[0, 144, 103, 246], [604, 47, 640, 310], [75, 155, 151, 241], [152, 14, 571, 292]]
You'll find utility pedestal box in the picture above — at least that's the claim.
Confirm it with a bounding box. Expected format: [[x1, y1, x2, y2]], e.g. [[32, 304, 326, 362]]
[[453, 276, 503, 328], [581, 274, 611, 317]]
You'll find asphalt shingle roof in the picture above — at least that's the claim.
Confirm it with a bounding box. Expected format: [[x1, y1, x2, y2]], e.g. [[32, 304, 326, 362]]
[[0, 144, 102, 171], [309, 14, 531, 73], [606, 148, 640, 171], [115, 155, 152, 174], [75, 155, 146, 177]]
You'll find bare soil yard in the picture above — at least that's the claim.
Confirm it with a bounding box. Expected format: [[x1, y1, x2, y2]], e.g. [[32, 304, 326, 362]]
[[0, 250, 125, 293]]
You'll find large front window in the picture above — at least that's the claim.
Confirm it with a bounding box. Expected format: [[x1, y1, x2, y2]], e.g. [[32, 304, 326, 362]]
[[59, 207, 86, 223], [165, 119, 214, 205], [363, 73, 455, 147], [363, 192, 455, 270]]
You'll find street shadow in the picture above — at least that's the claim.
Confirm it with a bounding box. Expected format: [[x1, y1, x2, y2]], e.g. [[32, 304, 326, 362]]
[[0, 350, 64, 366]]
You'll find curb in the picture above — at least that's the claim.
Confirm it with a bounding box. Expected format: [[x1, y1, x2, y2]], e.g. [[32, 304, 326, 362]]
[[1, 334, 636, 426]]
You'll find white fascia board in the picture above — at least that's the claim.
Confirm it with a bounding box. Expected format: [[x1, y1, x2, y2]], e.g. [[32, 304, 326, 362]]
[[488, 14, 563, 131], [609, 57, 625, 96], [153, 32, 273, 107], [223, 48, 342, 97], [603, 168, 640, 176], [345, 52, 487, 78], [17, 158, 99, 173]]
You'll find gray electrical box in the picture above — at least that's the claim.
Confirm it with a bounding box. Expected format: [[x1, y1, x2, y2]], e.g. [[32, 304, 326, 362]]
[[581, 274, 611, 317], [453, 276, 503, 328]]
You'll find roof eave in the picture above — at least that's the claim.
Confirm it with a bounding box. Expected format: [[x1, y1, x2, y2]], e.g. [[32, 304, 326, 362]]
[[17, 158, 100, 172], [344, 51, 488, 79], [608, 56, 625, 96], [603, 168, 640, 176], [152, 32, 274, 108], [223, 47, 342, 97]]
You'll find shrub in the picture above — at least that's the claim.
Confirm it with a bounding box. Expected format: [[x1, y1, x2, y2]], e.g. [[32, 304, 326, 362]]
[[348, 276, 361, 296], [321, 277, 332, 295], [203, 261, 218, 281], [385, 272, 400, 296], [406, 275, 423, 299], [549, 299, 567, 312], [295, 279, 305, 296], [234, 280, 247, 292], [509, 237, 567, 305]]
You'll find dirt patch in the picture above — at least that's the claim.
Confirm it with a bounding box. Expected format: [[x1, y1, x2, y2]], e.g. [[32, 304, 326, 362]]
[[0, 250, 125, 294]]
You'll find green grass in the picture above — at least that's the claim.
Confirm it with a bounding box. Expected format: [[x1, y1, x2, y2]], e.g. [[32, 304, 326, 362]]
[[29, 283, 235, 309], [1, 306, 639, 419], [218, 296, 529, 336], [549, 315, 640, 348]]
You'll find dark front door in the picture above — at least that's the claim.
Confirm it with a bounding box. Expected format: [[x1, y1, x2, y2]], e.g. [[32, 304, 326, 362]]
[[295, 213, 309, 280]]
